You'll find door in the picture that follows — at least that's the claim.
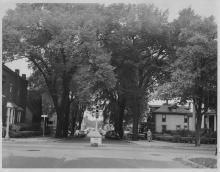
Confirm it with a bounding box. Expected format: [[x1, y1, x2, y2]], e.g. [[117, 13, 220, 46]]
[[209, 116, 214, 131]]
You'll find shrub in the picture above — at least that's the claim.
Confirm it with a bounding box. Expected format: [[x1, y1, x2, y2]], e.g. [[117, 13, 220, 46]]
[[201, 129, 217, 138], [10, 131, 42, 138], [175, 130, 195, 137], [172, 135, 181, 142], [10, 124, 22, 132], [211, 131, 217, 138], [19, 123, 41, 131], [164, 130, 172, 135]]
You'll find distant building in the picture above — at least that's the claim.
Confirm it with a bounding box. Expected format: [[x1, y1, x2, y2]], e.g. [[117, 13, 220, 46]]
[[149, 102, 216, 133], [25, 90, 42, 125], [152, 103, 193, 133], [2, 64, 28, 126]]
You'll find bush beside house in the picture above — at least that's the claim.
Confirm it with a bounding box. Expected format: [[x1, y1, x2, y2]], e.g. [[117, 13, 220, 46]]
[[152, 129, 216, 144], [2, 123, 42, 138]]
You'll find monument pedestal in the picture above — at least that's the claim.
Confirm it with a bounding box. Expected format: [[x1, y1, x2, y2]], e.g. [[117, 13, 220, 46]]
[[88, 130, 102, 147]]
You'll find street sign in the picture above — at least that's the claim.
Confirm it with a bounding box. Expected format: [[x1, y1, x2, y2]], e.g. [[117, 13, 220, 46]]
[[41, 115, 48, 137]]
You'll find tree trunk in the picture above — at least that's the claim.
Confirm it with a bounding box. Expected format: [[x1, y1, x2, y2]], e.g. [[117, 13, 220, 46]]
[[78, 108, 84, 130], [132, 113, 139, 140], [195, 113, 202, 146], [53, 89, 70, 138], [63, 100, 71, 138], [71, 117, 76, 136], [55, 108, 64, 138], [118, 98, 126, 139], [132, 96, 140, 141], [70, 101, 78, 135], [194, 98, 202, 147]]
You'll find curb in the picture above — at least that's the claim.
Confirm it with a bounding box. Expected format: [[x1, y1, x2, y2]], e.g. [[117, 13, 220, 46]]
[[2, 138, 61, 143], [173, 157, 204, 168]]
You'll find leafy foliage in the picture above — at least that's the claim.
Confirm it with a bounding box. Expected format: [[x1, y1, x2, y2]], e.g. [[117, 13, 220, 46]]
[[3, 4, 116, 137], [153, 8, 217, 146]]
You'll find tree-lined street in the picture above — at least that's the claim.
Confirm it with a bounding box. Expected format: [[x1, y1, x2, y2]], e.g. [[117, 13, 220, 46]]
[[2, 3, 217, 145], [2, 2, 217, 169]]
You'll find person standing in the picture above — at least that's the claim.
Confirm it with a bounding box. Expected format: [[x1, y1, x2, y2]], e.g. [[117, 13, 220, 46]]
[[147, 129, 152, 142]]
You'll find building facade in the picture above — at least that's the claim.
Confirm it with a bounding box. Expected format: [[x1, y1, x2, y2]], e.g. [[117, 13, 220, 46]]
[[149, 102, 216, 133], [2, 64, 28, 126], [151, 104, 193, 133]]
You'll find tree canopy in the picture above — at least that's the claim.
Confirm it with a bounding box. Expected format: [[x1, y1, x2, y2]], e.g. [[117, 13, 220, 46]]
[[3, 3, 116, 137], [3, 4, 217, 142], [153, 8, 217, 146]]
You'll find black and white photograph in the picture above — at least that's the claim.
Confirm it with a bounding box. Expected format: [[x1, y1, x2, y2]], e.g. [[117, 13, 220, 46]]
[[1, 0, 218, 169]]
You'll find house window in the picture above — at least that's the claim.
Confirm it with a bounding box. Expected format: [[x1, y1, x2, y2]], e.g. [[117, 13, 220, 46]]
[[2, 75, 6, 84], [162, 114, 166, 122], [184, 115, 188, 123], [184, 126, 188, 130], [176, 125, 181, 131], [9, 83, 13, 93], [162, 125, 166, 132]]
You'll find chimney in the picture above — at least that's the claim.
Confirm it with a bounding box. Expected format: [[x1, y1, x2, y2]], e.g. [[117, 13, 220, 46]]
[[15, 69, 20, 75], [22, 74, 26, 80]]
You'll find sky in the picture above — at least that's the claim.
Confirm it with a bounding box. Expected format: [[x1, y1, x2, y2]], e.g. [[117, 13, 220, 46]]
[[1, 0, 219, 78]]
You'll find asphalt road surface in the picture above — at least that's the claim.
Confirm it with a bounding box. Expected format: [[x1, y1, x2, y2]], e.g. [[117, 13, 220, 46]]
[[2, 137, 216, 168]]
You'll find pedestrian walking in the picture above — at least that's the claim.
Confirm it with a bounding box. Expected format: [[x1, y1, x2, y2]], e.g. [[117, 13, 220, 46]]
[[147, 129, 152, 142]]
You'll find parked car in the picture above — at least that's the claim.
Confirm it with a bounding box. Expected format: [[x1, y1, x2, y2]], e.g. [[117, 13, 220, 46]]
[[99, 129, 107, 136], [123, 130, 132, 139], [138, 133, 146, 140], [105, 130, 120, 140], [74, 130, 87, 138]]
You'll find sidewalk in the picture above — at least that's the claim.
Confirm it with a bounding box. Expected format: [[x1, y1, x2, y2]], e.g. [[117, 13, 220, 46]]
[[2, 136, 130, 145], [2, 136, 68, 144], [128, 140, 216, 151], [128, 140, 218, 168]]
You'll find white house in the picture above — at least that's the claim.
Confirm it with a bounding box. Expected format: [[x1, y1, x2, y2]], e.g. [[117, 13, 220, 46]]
[[150, 102, 217, 133], [152, 103, 194, 133]]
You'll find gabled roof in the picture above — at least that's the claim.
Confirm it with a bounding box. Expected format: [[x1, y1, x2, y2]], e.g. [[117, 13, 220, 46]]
[[152, 104, 192, 116], [2, 64, 26, 81]]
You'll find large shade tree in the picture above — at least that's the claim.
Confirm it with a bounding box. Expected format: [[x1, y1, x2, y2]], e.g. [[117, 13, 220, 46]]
[[154, 8, 217, 146], [3, 3, 116, 138], [172, 9, 217, 146], [100, 4, 172, 140]]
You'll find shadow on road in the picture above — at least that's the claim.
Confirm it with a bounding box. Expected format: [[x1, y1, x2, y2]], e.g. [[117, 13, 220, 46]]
[[3, 156, 189, 168]]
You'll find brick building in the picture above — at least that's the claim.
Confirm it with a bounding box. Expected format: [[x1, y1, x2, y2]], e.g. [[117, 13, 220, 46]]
[[2, 64, 28, 126]]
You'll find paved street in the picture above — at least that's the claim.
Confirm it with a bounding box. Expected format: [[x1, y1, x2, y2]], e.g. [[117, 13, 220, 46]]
[[2, 137, 217, 168]]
